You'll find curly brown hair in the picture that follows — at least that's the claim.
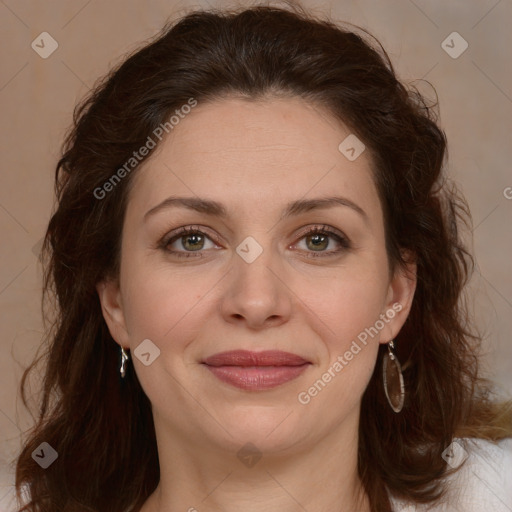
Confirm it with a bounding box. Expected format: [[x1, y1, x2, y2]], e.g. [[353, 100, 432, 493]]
[[14, 2, 512, 511]]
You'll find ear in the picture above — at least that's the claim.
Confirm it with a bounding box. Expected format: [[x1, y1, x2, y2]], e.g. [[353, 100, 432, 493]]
[[379, 250, 417, 344], [96, 279, 130, 349]]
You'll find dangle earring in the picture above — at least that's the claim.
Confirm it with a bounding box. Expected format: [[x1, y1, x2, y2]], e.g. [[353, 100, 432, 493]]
[[382, 340, 405, 413], [120, 347, 130, 378]]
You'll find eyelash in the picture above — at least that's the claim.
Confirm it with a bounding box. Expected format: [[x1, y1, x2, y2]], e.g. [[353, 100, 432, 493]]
[[159, 224, 351, 259]]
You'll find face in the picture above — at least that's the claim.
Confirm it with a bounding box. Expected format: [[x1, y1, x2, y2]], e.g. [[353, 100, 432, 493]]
[[98, 96, 416, 456]]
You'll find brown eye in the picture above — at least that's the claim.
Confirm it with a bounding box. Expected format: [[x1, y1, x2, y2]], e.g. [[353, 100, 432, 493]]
[[294, 225, 351, 257], [178, 233, 205, 251], [162, 227, 218, 257], [305, 233, 330, 251]]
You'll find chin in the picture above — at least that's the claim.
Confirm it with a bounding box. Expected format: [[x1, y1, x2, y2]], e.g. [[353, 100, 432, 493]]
[[205, 404, 306, 452]]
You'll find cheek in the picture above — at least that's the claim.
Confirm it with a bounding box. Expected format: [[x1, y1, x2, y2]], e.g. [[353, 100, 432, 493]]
[[294, 267, 388, 352], [119, 256, 221, 349], [294, 272, 386, 411]]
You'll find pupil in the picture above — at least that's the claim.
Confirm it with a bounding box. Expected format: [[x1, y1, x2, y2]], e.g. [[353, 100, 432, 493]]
[[184, 234, 203, 250], [309, 234, 327, 250]]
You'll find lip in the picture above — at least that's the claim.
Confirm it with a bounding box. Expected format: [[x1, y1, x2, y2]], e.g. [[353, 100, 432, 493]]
[[202, 350, 311, 391]]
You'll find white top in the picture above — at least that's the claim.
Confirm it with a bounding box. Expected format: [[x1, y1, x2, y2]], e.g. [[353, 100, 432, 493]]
[[390, 437, 512, 511]]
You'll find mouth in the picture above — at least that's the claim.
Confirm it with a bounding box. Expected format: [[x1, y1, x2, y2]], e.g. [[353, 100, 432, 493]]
[[202, 350, 312, 391]]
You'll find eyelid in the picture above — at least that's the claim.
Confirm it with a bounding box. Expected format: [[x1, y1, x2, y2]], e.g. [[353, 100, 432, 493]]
[[293, 224, 349, 244]]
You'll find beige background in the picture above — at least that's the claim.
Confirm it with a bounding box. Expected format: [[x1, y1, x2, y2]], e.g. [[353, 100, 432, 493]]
[[1, 0, 511, 509]]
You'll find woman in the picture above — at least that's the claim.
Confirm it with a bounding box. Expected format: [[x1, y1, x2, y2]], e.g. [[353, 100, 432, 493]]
[[14, 2, 512, 511]]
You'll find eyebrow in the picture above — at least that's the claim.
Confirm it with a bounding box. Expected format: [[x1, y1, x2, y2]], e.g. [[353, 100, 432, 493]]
[[143, 195, 368, 224]]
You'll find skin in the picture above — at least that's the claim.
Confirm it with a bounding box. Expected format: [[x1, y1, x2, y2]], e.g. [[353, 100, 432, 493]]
[[97, 96, 416, 512]]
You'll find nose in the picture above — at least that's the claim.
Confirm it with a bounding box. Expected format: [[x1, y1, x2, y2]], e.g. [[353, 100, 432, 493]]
[[220, 242, 292, 330]]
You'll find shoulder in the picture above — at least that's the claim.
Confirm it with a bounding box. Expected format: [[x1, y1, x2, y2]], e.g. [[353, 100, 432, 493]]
[[389, 437, 512, 511]]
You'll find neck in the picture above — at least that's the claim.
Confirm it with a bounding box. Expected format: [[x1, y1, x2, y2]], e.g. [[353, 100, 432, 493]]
[[141, 408, 371, 512]]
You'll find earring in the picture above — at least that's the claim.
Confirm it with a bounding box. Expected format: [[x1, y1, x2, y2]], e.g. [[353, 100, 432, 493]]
[[120, 347, 129, 378], [382, 340, 405, 413]]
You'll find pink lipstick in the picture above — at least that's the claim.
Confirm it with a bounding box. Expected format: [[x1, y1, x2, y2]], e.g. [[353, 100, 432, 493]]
[[202, 350, 311, 390]]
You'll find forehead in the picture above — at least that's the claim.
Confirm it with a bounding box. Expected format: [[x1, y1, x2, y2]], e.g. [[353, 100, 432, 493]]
[[127, 96, 380, 220]]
